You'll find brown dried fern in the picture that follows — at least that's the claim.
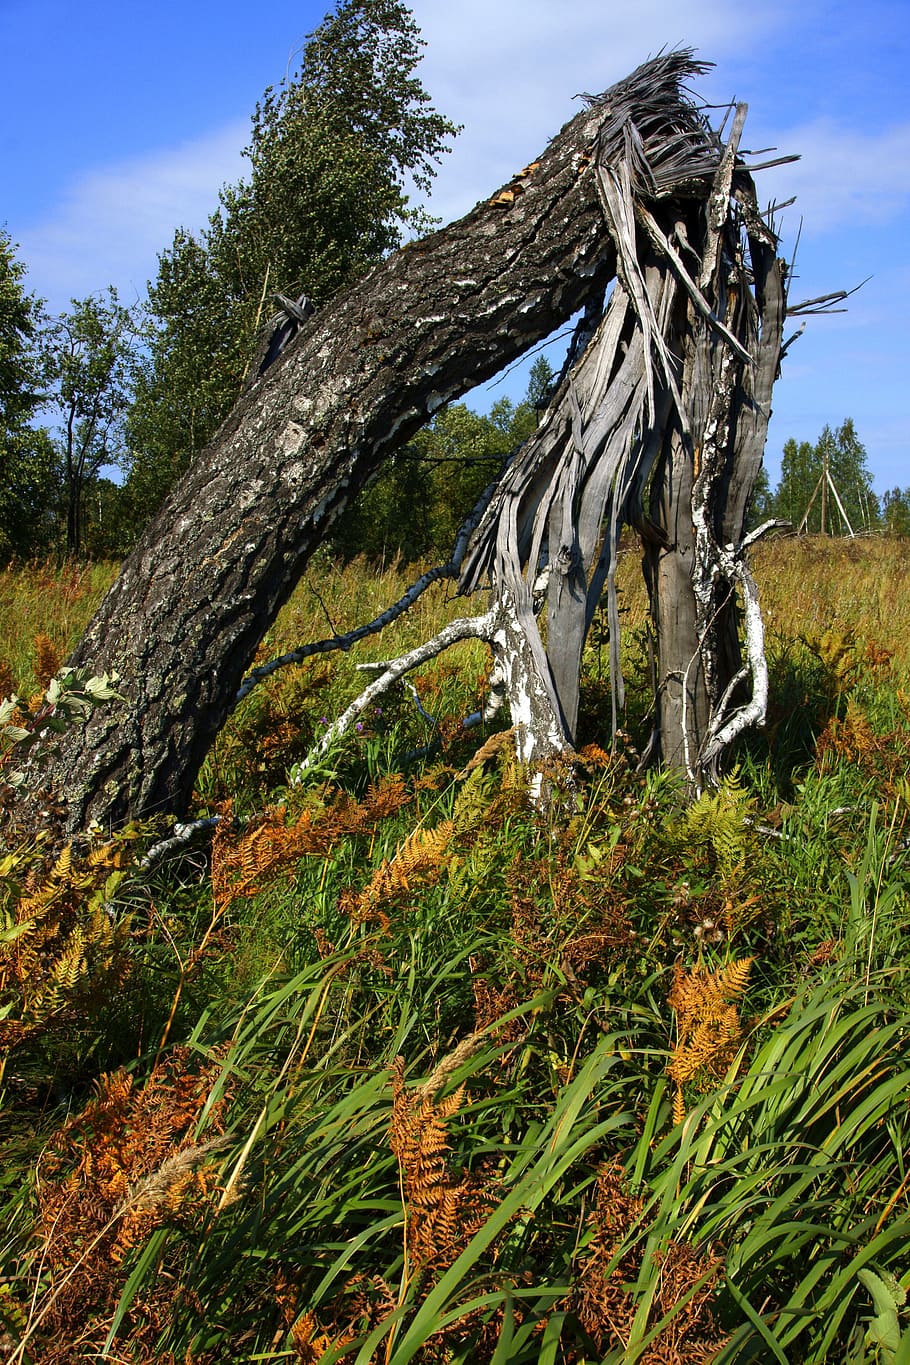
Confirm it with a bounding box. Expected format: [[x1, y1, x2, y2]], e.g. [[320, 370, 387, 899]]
[[33, 634, 62, 691], [668, 957, 753, 1110], [210, 774, 414, 910], [389, 1050, 493, 1280], [342, 820, 456, 924], [21, 1048, 231, 1361], [573, 1164, 726, 1359]]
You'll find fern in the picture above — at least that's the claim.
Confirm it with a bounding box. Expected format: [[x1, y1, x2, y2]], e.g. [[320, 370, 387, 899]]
[[668, 956, 753, 1103], [343, 820, 456, 923], [669, 770, 756, 885], [32, 633, 62, 691], [211, 774, 414, 909], [574, 1164, 726, 1358], [450, 763, 496, 832], [0, 831, 137, 1059], [389, 1050, 492, 1280], [18, 1049, 231, 1358]]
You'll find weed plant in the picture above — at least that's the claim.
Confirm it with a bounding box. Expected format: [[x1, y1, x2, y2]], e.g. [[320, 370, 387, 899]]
[[0, 539, 909, 1362]]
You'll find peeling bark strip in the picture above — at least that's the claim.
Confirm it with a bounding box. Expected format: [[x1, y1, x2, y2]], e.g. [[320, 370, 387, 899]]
[[458, 92, 795, 787], [39, 51, 722, 834]]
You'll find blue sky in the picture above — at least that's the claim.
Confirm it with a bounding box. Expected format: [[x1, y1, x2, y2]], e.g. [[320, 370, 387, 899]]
[[2, 0, 908, 492]]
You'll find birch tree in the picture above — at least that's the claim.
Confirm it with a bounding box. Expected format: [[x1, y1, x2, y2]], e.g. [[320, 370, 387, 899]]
[[20, 52, 840, 838], [41, 291, 135, 557]]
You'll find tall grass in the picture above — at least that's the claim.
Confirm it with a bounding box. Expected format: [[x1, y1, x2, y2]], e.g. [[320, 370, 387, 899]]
[[1, 536, 909, 1362], [753, 534, 910, 672], [0, 559, 115, 695]]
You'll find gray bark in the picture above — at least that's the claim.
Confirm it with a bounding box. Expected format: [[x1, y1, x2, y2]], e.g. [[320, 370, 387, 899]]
[[39, 53, 720, 835], [17, 51, 804, 839], [459, 100, 792, 790]]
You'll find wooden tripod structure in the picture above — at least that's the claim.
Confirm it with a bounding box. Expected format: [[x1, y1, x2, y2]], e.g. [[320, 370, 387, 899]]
[[797, 452, 856, 537]]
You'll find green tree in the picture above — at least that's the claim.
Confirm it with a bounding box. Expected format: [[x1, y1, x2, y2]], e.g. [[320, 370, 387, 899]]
[[332, 388, 540, 563], [124, 0, 458, 537], [0, 229, 57, 563], [773, 419, 879, 535], [81, 476, 137, 559], [882, 487, 910, 537], [422, 397, 537, 551], [745, 462, 773, 530], [775, 437, 815, 529], [41, 290, 135, 557], [525, 354, 556, 409], [125, 235, 232, 528]]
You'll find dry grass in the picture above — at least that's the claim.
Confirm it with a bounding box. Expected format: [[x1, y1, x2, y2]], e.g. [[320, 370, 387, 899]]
[[751, 534, 910, 672], [0, 560, 115, 696], [5, 536, 906, 697]]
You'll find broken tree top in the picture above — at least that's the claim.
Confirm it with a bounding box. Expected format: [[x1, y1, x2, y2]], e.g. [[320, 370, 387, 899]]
[[43, 50, 793, 834], [579, 51, 721, 193]]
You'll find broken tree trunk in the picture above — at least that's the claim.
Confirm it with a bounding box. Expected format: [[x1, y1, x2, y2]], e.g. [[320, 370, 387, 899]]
[[22, 51, 801, 838], [458, 97, 790, 789]]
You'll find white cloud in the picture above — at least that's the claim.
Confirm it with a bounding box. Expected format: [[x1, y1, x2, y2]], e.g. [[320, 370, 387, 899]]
[[758, 119, 910, 235], [16, 121, 248, 311], [409, 2, 910, 245], [411, 0, 788, 223]]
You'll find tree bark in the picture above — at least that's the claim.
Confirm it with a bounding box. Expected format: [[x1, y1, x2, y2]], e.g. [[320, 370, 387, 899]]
[[21, 51, 792, 838], [43, 56, 718, 835], [460, 102, 789, 790]]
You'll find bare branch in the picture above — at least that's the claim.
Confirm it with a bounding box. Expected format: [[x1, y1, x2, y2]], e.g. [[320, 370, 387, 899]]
[[788, 278, 869, 316], [293, 610, 498, 778]]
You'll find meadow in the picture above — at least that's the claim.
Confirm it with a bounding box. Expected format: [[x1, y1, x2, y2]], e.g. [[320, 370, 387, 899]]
[[0, 535, 909, 1363]]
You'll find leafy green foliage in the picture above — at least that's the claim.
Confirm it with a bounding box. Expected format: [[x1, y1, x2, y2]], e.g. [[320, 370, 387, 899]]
[[855, 1267, 909, 1361], [1, 666, 122, 788], [123, 0, 459, 536], [40, 289, 136, 556], [0, 230, 57, 563], [333, 394, 540, 562]]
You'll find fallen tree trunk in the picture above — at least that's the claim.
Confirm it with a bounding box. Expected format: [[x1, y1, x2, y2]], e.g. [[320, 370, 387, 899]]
[[21, 50, 804, 838], [33, 51, 726, 835]]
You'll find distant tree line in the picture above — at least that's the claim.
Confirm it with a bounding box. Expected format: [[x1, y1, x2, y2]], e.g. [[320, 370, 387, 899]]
[[0, 0, 907, 566], [749, 419, 908, 539]]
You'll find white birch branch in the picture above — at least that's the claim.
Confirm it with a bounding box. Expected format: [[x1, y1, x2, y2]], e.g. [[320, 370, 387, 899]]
[[292, 610, 498, 779], [698, 548, 768, 770]]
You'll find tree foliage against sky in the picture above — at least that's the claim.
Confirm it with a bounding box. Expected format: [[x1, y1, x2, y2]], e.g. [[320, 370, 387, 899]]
[[40, 289, 135, 557], [774, 418, 879, 535], [123, 0, 459, 533], [0, 230, 56, 562], [1, 0, 905, 569]]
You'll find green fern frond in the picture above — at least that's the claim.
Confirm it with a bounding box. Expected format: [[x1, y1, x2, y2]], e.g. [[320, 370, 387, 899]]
[[450, 765, 495, 835], [671, 771, 756, 882]]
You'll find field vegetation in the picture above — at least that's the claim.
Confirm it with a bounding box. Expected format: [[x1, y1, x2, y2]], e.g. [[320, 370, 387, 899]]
[[1, 535, 909, 1363]]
